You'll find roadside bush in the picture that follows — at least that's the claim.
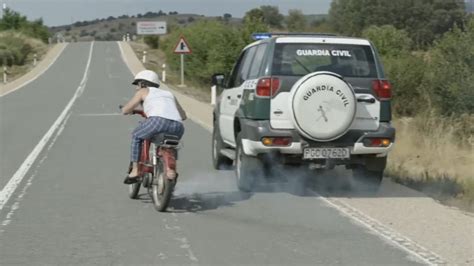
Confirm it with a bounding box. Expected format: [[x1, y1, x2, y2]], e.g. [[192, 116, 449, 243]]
[[0, 32, 35, 66], [161, 21, 245, 85], [362, 25, 412, 57], [144, 36, 160, 49], [383, 54, 428, 116], [424, 17, 474, 116], [363, 25, 426, 116], [0, 9, 50, 43]]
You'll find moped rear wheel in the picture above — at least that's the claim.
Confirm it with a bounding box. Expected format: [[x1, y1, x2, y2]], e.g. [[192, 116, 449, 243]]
[[151, 159, 175, 212]]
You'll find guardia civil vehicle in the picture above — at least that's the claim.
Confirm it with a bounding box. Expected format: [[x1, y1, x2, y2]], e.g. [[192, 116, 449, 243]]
[[211, 33, 395, 192]]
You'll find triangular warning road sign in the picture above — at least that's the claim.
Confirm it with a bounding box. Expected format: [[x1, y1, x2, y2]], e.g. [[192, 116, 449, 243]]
[[173, 36, 192, 54]]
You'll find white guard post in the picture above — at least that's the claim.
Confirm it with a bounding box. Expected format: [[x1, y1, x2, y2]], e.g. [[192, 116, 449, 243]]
[[162, 64, 166, 82], [3, 66, 7, 84], [142, 51, 147, 63]]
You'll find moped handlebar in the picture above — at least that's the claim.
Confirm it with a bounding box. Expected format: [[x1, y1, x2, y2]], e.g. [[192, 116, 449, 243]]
[[119, 105, 147, 118]]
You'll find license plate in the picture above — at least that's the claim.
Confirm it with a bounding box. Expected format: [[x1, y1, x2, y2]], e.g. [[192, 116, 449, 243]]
[[303, 148, 350, 159]]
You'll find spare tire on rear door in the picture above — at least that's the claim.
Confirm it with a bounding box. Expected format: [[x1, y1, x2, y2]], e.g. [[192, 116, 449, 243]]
[[289, 72, 356, 142]]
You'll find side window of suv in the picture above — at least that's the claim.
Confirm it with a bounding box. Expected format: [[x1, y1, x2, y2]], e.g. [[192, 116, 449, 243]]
[[227, 51, 245, 88], [230, 45, 257, 88], [248, 44, 267, 79]]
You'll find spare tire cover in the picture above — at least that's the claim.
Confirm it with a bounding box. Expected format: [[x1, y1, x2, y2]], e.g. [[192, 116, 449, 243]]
[[289, 72, 356, 142]]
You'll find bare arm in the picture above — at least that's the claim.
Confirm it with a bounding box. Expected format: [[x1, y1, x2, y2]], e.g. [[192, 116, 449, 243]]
[[122, 88, 147, 115], [175, 98, 187, 121]]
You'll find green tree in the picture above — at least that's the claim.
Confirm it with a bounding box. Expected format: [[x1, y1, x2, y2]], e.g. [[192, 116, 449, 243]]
[[329, 0, 466, 48], [243, 8, 265, 24], [0, 8, 27, 30], [425, 17, 474, 115], [286, 9, 307, 32], [260, 5, 284, 28], [0, 8, 50, 43], [362, 25, 412, 57], [223, 13, 232, 21], [242, 8, 268, 43]]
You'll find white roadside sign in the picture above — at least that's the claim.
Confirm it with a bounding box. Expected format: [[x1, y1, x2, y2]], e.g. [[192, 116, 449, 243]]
[[136, 21, 167, 35]]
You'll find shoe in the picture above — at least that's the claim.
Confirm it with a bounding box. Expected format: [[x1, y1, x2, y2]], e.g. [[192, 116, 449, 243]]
[[124, 175, 140, 184]]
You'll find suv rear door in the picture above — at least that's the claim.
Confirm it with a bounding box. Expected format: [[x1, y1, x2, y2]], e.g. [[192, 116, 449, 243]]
[[270, 38, 382, 133]]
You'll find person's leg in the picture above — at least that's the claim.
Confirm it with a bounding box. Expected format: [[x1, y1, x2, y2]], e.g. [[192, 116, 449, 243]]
[[128, 120, 156, 178], [164, 121, 185, 178]]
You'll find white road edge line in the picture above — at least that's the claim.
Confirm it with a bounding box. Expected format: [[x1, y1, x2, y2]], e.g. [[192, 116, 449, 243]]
[[0, 42, 94, 212], [0, 112, 72, 235], [0, 44, 68, 97], [308, 190, 446, 265]]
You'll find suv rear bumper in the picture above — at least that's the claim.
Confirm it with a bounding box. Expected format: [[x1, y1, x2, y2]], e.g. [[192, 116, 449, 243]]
[[240, 119, 395, 157]]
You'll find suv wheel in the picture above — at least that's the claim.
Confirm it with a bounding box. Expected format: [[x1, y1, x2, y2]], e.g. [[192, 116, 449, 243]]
[[235, 133, 263, 192], [351, 166, 384, 193], [212, 125, 233, 170]]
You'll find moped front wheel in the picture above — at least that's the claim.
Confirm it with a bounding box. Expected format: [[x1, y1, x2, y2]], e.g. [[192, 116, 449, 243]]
[[128, 182, 141, 199], [127, 162, 140, 199]]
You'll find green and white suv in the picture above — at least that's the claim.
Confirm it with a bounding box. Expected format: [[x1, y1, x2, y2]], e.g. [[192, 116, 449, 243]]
[[211, 33, 395, 192]]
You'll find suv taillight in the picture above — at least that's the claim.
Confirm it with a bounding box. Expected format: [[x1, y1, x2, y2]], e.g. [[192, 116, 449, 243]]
[[372, 80, 392, 100], [256, 77, 280, 97]]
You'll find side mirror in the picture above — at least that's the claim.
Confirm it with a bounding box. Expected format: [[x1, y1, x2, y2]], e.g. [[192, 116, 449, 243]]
[[211, 73, 225, 87]]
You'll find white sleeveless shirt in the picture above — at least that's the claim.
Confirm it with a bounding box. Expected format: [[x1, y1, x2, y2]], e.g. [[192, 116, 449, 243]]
[[143, 87, 182, 122]]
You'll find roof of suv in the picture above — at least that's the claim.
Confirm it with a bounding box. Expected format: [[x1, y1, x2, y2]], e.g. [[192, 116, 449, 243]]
[[245, 34, 372, 49]]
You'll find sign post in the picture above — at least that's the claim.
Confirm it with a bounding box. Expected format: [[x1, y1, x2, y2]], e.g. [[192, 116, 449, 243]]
[[173, 36, 192, 87]]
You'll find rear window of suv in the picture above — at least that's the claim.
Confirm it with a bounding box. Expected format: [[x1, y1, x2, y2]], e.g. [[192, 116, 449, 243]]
[[272, 43, 378, 78]]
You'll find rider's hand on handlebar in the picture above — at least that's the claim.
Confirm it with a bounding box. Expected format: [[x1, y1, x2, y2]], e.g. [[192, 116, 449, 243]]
[[119, 104, 131, 115]]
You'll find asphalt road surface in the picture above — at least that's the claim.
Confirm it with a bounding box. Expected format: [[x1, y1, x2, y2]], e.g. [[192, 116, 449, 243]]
[[0, 42, 425, 265]]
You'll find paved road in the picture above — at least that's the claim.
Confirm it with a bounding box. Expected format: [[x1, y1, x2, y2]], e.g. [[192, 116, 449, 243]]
[[0, 42, 424, 265]]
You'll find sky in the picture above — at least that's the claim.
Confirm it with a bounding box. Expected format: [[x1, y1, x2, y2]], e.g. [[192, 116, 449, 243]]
[[1, 0, 333, 26]]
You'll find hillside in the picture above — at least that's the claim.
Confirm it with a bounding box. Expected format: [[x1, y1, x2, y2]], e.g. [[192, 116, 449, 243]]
[[50, 13, 242, 42], [49, 12, 328, 42]]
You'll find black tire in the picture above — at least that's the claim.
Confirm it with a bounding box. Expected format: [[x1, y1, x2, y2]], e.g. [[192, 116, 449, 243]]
[[151, 160, 175, 212], [352, 166, 384, 193], [235, 133, 263, 192], [127, 162, 140, 199], [212, 125, 233, 170], [128, 183, 141, 199]]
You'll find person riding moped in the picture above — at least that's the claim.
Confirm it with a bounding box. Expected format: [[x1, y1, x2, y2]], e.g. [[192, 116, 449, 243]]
[[121, 70, 186, 184]]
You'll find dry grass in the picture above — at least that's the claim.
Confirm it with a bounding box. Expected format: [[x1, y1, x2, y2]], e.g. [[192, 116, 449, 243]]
[[0, 31, 49, 82], [387, 113, 474, 208]]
